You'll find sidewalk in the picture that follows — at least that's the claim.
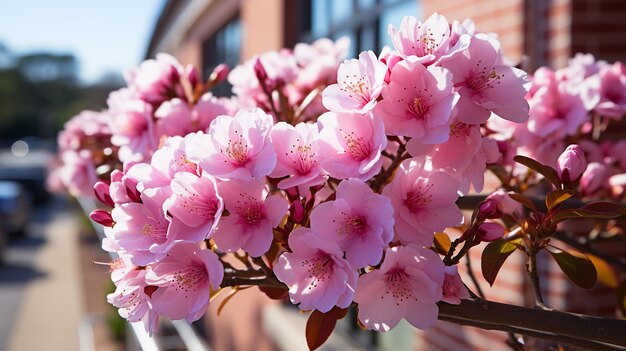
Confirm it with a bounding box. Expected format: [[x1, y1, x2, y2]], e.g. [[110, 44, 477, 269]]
[[0, 196, 84, 351]]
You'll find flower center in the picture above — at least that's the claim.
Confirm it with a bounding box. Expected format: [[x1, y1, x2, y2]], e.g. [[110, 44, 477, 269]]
[[303, 254, 332, 290], [235, 194, 265, 225], [338, 215, 367, 236], [172, 265, 207, 296], [384, 268, 417, 305], [140, 221, 167, 243], [468, 62, 503, 91], [341, 129, 371, 161], [176, 155, 199, 174], [408, 96, 429, 119], [286, 139, 317, 175], [404, 184, 434, 212], [340, 74, 371, 104]]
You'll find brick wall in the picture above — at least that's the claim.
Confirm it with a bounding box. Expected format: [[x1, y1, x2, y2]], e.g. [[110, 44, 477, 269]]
[[240, 0, 285, 60], [572, 0, 626, 63]]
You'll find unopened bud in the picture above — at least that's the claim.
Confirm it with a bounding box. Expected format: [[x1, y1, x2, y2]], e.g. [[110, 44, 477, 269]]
[[475, 222, 505, 243], [94, 181, 114, 207], [123, 177, 142, 203], [478, 199, 501, 219], [557, 144, 587, 183], [210, 64, 229, 84], [90, 209, 115, 227]]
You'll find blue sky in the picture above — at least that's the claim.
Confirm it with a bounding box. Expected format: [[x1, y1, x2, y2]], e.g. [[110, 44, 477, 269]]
[[0, 0, 165, 83]]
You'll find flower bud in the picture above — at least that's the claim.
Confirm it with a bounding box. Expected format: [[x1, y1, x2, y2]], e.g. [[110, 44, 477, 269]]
[[123, 177, 142, 203], [90, 209, 115, 227], [557, 144, 587, 183], [475, 222, 505, 243], [209, 63, 229, 84], [580, 162, 609, 196], [485, 188, 523, 218], [94, 181, 114, 207], [477, 199, 501, 219]]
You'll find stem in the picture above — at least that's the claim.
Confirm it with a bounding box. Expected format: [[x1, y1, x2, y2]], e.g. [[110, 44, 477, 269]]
[[438, 299, 626, 350], [527, 243, 546, 308], [465, 255, 485, 298], [370, 140, 408, 192]]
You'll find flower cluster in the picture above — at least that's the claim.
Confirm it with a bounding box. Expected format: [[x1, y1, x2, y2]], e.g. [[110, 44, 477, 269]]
[[59, 12, 534, 336], [486, 54, 626, 199]]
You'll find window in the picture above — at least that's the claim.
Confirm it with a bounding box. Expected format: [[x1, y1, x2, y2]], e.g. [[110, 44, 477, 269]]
[[300, 0, 420, 58], [202, 16, 242, 96]]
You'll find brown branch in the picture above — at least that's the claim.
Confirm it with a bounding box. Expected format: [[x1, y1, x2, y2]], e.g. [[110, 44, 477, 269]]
[[438, 299, 626, 350], [527, 243, 546, 307]]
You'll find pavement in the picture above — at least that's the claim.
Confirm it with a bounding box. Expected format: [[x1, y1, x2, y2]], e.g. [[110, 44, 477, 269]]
[[0, 195, 84, 351]]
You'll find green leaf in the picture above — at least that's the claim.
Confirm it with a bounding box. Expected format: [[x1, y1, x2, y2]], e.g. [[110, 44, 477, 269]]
[[545, 189, 575, 210], [508, 193, 538, 213], [481, 238, 522, 286], [306, 307, 339, 350], [548, 249, 597, 289], [513, 155, 562, 188]]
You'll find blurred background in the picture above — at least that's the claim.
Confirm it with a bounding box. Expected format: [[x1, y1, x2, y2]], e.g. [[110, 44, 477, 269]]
[[1, 0, 626, 351]]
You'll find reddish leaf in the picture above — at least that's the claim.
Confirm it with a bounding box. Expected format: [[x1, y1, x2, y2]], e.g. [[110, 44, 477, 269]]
[[545, 189, 575, 210], [508, 193, 538, 213], [548, 249, 597, 289], [552, 208, 625, 223], [258, 285, 289, 300], [589, 255, 618, 288], [513, 155, 562, 188], [481, 238, 522, 286], [581, 201, 626, 215], [433, 232, 452, 255], [306, 307, 339, 350]]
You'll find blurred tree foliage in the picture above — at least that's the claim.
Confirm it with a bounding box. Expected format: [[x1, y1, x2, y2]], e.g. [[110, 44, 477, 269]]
[[0, 44, 122, 142]]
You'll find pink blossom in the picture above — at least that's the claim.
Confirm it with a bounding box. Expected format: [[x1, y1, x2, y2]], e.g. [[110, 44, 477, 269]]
[[485, 188, 523, 218], [382, 158, 463, 245], [145, 243, 223, 323], [107, 267, 159, 335], [273, 227, 357, 312], [154, 98, 194, 138], [269, 121, 325, 192], [213, 179, 288, 257], [294, 37, 349, 89], [595, 62, 626, 118], [376, 57, 457, 143], [124, 53, 185, 105], [106, 187, 172, 265], [310, 179, 394, 268], [59, 150, 98, 198], [557, 144, 588, 182], [388, 14, 451, 65], [164, 171, 223, 243], [441, 265, 470, 304], [354, 245, 444, 331], [322, 51, 387, 113], [193, 92, 231, 131], [580, 162, 611, 196], [185, 108, 276, 180], [475, 222, 505, 242], [318, 112, 387, 181], [439, 33, 530, 124], [527, 83, 587, 138], [108, 95, 157, 162]]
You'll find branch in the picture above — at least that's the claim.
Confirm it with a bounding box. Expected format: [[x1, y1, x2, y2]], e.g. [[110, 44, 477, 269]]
[[438, 299, 626, 350]]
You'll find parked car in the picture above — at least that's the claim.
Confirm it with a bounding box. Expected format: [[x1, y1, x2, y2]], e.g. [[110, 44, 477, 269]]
[[0, 180, 32, 237]]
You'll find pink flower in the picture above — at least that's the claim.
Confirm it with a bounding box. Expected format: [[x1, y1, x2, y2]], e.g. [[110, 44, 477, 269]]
[[557, 144, 587, 183], [439, 33, 530, 124], [154, 98, 194, 138], [193, 92, 231, 131], [475, 222, 505, 242], [213, 179, 288, 257], [108, 95, 157, 162], [124, 53, 185, 105], [269, 121, 325, 192], [354, 245, 444, 331], [318, 112, 387, 181], [441, 266, 470, 304], [595, 62, 626, 118], [145, 243, 223, 323], [164, 171, 223, 243], [59, 150, 98, 198], [322, 51, 387, 113], [310, 178, 394, 268], [485, 188, 523, 218], [580, 162, 611, 196], [107, 267, 159, 335], [388, 14, 451, 65], [382, 158, 463, 245], [185, 108, 276, 180], [273, 227, 357, 312], [376, 57, 457, 143], [294, 37, 349, 89], [106, 187, 172, 265], [527, 83, 587, 138]]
